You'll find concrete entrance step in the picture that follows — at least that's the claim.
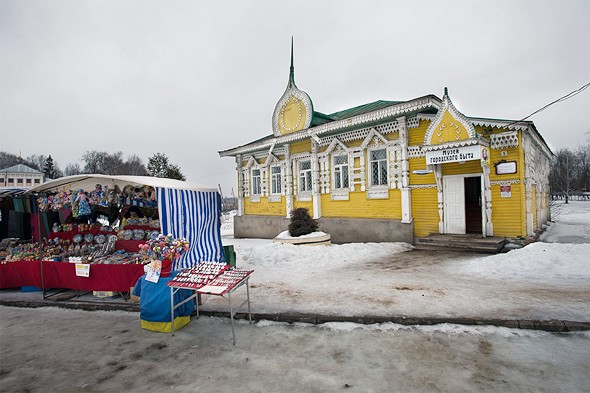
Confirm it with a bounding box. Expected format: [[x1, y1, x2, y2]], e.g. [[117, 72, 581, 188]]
[[415, 234, 506, 254]]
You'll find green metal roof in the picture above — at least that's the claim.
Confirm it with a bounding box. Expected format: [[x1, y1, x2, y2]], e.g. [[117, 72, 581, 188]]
[[328, 100, 402, 120], [310, 111, 334, 126]]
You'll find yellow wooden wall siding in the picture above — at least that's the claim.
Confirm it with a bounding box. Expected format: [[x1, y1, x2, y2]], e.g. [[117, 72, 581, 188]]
[[412, 188, 439, 237], [490, 183, 523, 237], [409, 157, 436, 185], [441, 160, 482, 176], [293, 200, 313, 215], [408, 119, 431, 146], [289, 140, 312, 155], [320, 190, 402, 219], [244, 197, 286, 216]]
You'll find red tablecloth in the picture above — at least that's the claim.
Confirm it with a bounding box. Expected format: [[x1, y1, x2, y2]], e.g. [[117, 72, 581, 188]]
[[0, 260, 145, 292], [115, 240, 146, 252]]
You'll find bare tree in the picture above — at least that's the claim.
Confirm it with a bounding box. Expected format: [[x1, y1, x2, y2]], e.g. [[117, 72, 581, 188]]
[[550, 149, 576, 203], [122, 154, 147, 176], [64, 163, 82, 176]]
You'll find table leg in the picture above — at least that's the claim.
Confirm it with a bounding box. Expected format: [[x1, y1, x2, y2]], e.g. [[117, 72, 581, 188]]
[[246, 279, 252, 324], [228, 291, 235, 345], [170, 287, 175, 336]]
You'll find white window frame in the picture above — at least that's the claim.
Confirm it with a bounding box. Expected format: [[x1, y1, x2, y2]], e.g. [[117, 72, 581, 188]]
[[270, 165, 282, 195], [332, 154, 349, 190], [251, 168, 261, 195], [368, 148, 388, 187], [299, 160, 312, 193]]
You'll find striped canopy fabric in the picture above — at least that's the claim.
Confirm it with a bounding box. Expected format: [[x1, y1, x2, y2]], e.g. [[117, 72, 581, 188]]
[[157, 187, 225, 271]]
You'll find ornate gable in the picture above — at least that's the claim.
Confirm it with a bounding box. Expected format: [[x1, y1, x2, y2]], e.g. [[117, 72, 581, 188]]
[[424, 88, 476, 147], [272, 39, 313, 137]]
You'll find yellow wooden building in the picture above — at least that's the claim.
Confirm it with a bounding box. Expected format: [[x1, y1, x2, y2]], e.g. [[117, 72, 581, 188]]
[[219, 49, 552, 244]]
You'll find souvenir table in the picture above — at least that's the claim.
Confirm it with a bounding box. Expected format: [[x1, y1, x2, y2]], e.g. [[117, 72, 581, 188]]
[[166, 263, 253, 344], [0, 260, 145, 292]]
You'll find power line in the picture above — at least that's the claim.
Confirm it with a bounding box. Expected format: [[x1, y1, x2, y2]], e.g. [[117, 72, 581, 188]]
[[505, 81, 590, 128]]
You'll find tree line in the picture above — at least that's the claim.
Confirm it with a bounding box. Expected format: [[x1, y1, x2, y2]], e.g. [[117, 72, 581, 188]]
[[0, 151, 185, 181], [549, 141, 590, 202]]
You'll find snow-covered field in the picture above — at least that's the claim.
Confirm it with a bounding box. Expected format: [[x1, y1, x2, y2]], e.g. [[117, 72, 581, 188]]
[[1, 201, 589, 393], [213, 201, 590, 321]]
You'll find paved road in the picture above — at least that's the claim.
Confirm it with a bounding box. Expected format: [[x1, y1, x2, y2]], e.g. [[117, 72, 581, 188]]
[[1, 306, 588, 393]]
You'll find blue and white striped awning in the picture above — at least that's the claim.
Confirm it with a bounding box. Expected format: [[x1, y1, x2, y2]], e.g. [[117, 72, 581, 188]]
[[157, 187, 224, 270]]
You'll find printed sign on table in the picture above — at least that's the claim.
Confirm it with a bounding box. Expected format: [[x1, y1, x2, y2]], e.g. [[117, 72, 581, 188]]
[[75, 264, 90, 277]]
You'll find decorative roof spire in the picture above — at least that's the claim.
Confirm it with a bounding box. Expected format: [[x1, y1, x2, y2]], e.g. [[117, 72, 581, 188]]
[[289, 36, 296, 87], [444, 86, 448, 96]]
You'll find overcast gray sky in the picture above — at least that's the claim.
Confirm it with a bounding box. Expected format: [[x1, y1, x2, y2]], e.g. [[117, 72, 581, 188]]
[[1, 0, 589, 194]]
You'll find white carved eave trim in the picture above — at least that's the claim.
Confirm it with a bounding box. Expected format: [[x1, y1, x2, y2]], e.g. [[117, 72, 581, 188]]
[[470, 118, 529, 131], [421, 138, 480, 152], [220, 96, 441, 156], [409, 184, 437, 189], [417, 113, 435, 122]]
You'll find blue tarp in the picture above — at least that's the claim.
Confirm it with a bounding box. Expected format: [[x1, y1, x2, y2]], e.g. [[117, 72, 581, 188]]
[[132, 272, 194, 323]]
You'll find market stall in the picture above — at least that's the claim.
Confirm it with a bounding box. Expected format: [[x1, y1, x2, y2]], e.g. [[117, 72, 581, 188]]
[[0, 175, 225, 296]]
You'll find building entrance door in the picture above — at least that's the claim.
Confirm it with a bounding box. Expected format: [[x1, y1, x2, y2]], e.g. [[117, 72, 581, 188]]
[[443, 175, 483, 234], [464, 176, 482, 234], [443, 176, 465, 234]]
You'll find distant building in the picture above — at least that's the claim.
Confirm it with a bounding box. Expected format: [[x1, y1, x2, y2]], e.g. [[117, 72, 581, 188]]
[[219, 45, 552, 243], [0, 164, 44, 188]]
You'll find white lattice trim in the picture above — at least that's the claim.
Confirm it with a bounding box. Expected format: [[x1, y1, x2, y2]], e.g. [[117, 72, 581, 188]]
[[318, 120, 400, 146], [490, 131, 519, 149], [490, 180, 521, 186], [409, 184, 437, 189], [408, 146, 425, 158], [407, 117, 421, 129], [421, 138, 480, 152]]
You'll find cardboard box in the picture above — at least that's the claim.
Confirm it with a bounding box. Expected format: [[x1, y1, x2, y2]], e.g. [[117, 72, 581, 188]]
[[93, 291, 115, 298]]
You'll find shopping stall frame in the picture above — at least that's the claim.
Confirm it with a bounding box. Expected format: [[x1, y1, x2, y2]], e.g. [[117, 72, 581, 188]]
[[22, 174, 225, 300]]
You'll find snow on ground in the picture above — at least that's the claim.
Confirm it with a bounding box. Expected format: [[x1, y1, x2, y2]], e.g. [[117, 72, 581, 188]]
[[1, 306, 589, 393], [212, 201, 590, 321], [540, 200, 590, 243]]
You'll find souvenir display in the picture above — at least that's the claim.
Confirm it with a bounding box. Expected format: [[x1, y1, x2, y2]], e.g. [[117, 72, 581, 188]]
[[122, 230, 133, 240], [132, 229, 145, 240], [7, 182, 169, 267], [138, 234, 190, 261]]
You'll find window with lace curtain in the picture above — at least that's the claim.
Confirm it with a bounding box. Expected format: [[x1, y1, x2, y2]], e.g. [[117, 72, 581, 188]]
[[299, 160, 312, 192], [369, 148, 388, 186], [333, 154, 349, 189]]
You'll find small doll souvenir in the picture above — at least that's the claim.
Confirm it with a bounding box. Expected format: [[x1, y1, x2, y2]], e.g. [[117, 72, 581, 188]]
[[38, 195, 49, 211], [99, 185, 110, 207]]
